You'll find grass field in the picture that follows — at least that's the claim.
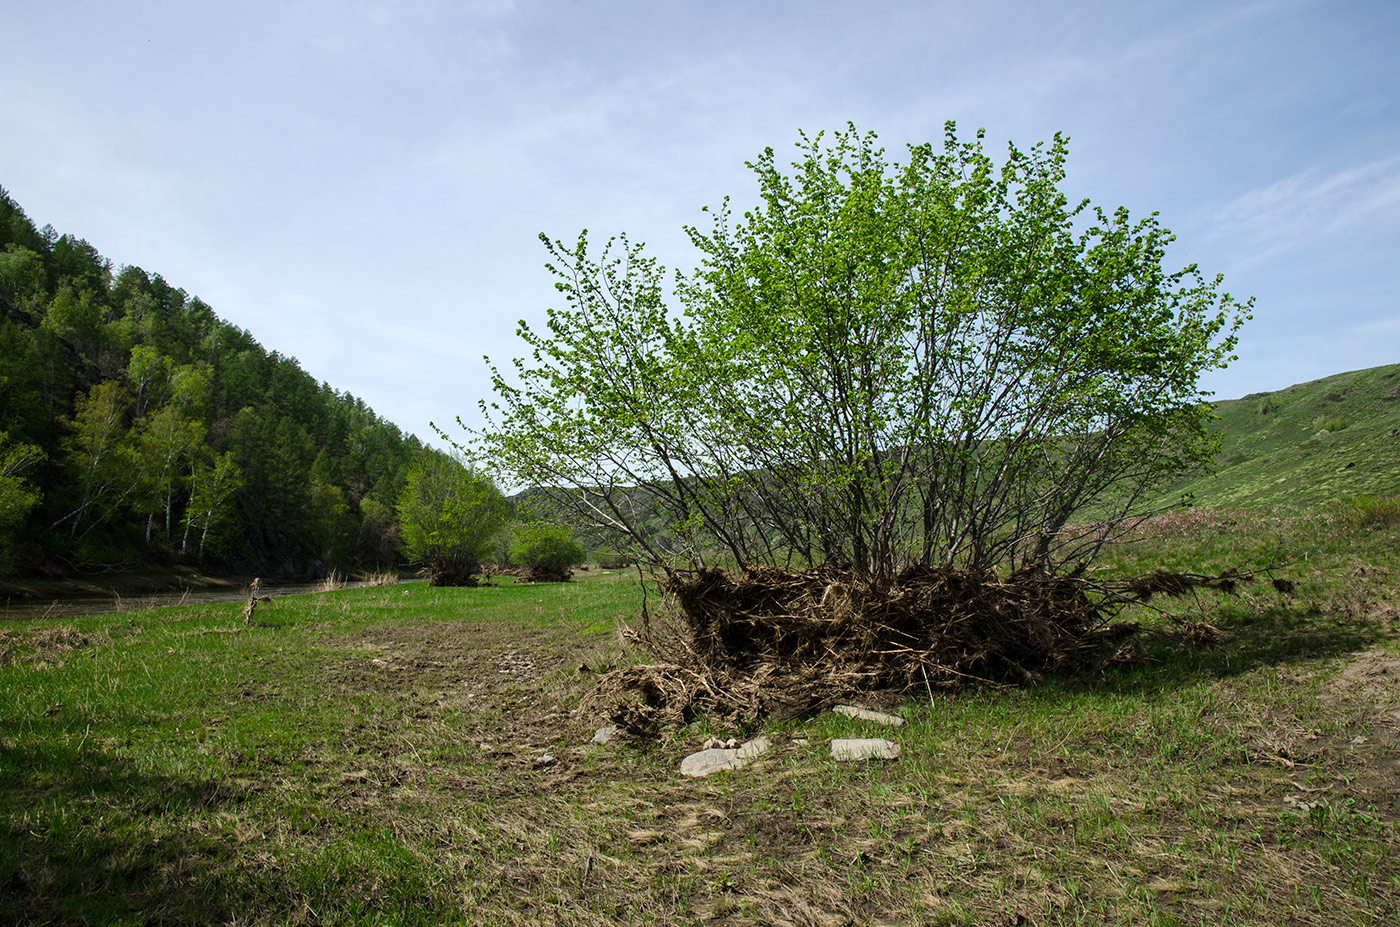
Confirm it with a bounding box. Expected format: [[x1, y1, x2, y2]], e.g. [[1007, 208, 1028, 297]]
[[3, 507, 1399, 925]]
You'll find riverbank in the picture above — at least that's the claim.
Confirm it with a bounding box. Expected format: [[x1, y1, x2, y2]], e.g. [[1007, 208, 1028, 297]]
[[0, 563, 422, 601], [0, 563, 246, 602], [0, 565, 416, 621]]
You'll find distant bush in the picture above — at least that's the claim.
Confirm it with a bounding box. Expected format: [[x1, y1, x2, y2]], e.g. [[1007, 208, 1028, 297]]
[[396, 454, 509, 587], [1311, 415, 1347, 434], [510, 523, 584, 582], [592, 548, 634, 569], [1348, 495, 1400, 529]]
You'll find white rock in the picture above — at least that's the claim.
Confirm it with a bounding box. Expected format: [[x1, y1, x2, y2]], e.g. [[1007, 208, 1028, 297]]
[[830, 738, 900, 761], [680, 736, 773, 778], [736, 736, 772, 760], [833, 705, 905, 727], [680, 748, 743, 778]]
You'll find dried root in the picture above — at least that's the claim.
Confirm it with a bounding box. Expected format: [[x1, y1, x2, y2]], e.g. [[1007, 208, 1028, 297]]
[[1125, 568, 1243, 601], [591, 564, 1137, 733]]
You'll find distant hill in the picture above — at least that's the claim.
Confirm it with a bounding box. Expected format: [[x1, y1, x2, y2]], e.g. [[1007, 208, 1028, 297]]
[[1147, 363, 1400, 510]]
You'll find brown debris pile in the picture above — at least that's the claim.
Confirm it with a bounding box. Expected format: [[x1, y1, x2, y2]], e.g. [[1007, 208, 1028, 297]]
[[1125, 568, 1244, 600], [425, 565, 482, 587], [589, 564, 1138, 734], [520, 564, 573, 583]]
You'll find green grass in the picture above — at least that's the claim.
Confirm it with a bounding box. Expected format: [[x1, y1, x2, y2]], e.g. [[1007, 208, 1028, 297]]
[[3, 522, 1400, 926]]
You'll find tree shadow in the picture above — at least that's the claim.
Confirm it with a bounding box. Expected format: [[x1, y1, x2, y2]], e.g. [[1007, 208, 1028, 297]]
[[1064, 597, 1392, 698], [0, 729, 254, 926]]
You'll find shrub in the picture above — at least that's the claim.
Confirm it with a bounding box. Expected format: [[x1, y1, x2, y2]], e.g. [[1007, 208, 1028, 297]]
[[396, 453, 509, 586], [1348, 495, 1400, 529], [511, 523, 584, 582], [481, 123, 1250, 581], [592, 548, 634, 569], [1311, 415, 1347, 434]]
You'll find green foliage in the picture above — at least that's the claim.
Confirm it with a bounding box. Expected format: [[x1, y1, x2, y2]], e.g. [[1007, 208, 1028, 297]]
[[0, 187, 435, 578], [0, 432, 42, 573], [510, 522, 585, 578], [132, 404, 205, 545], [181, 451, 242, 561], [56, 381, 135, 543], [0, 245, 45, 307], [352, 498, 401, 566], [396, 454, 508, 583], [482, 123, 1249, 579], [1311, 415, 1347, 434]]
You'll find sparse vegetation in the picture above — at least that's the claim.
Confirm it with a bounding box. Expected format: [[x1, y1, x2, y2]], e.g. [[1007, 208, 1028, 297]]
[[591, 548, 633, 570], [1350, 494, 1400, 529]]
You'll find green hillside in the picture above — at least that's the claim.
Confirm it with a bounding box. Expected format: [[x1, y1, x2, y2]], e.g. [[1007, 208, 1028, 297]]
[[1154, 363, 1400, 510], [0, 187, 438, 581]]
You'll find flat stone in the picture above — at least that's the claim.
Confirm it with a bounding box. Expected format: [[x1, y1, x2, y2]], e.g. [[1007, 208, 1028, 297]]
[[591, 724, 621, 745], [830, 738, 900, 761], [832, 705, 905, 726], [680, 736, 773, 778], [736, 736, 772, 760], [680, 748, 743, 777]]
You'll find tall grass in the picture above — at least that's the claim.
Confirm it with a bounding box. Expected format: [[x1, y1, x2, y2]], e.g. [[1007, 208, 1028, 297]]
[[356, 569, 400, 587]]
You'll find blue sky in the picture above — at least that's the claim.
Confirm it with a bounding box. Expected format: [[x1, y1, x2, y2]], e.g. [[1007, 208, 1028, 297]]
[[3, 0, 1397, 447]]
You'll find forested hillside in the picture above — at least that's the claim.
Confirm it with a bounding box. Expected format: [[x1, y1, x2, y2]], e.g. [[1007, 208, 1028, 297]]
[[0, 187, 434, 580]]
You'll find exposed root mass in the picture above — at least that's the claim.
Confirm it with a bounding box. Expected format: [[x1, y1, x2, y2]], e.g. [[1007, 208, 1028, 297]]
[[589, 564, 1140, 733]]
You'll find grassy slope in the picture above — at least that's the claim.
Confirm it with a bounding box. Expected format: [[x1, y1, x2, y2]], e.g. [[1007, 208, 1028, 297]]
[[3, 517, 1400, 925], [1154, 363, 1400, 510]]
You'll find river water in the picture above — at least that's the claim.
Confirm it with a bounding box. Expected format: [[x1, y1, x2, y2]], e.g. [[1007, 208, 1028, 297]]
[[1, 578, 423, 622]]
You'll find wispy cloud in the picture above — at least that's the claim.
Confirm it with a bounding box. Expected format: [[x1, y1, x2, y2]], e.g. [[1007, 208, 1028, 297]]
[[1211, 152, 1400, 267]]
